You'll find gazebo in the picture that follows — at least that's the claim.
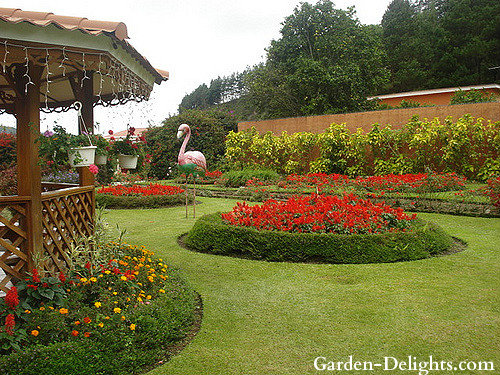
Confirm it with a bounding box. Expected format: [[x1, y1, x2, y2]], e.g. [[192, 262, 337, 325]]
[[0, 8, 168, 292]]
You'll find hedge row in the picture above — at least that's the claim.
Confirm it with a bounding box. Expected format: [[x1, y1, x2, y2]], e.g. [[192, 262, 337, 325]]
[[185, 213, 454, 263], [96, 192, 191, 209]]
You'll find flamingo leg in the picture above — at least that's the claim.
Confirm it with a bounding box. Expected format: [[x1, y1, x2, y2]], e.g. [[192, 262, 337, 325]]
[[193, 175, 196, 218], [185, 174, 188, 219]]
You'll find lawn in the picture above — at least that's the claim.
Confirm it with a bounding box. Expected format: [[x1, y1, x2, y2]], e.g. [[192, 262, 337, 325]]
[[105, 198, 500, 375]]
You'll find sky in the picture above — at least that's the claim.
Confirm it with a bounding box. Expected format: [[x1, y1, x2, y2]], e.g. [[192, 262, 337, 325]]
[[0, 0, 392, 134]]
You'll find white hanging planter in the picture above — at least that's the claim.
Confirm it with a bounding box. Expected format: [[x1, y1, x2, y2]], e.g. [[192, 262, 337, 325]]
[[118, 154, 138, 169], [68, 146, 97, 167], [95, 154, 108, 165]]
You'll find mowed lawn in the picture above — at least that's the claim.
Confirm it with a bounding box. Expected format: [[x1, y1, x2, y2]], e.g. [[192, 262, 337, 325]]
[[105, 198, 500, 375]]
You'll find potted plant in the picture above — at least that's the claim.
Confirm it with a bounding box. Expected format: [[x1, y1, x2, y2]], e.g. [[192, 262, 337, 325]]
[[110, 127, 143, 169], [93, 134, 110, 165], [67, 132, 97, 167], [38, 124, 73, 171]]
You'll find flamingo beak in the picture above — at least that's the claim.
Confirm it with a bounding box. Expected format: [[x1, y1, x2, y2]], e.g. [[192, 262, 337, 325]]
[[176, 130, 184, 139]]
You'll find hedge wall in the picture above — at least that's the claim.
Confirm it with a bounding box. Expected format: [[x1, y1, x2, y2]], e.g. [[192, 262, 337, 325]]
[[96, 193, 191, 209], [185, 213, 454, 263]]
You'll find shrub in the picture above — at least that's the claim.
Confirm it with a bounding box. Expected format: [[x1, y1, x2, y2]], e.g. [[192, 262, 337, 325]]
[[219, 169, 280, 187], [0, 164, 16, 195], [450, 89, 497, 104], [185, 213, 453, 263], [485, 176, 500, 207], [146, 108, 237, 179], [0, 133, 15, 167]]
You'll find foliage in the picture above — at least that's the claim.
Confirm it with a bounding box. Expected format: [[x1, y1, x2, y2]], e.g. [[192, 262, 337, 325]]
[[225, 115, 500, 181], [485, 176, 500, 207], [381, 0, 500, 93], [146, 108, 237, 179], [109, 127, 144, 156], [0, 243, 196, 375], [186, 212, 452, 263], [218, 169, 280, 187], [450, 89, 498, 104], [0, 132, 16, 167], [0, 163, 16, 195], [245, 1, 389, 119]]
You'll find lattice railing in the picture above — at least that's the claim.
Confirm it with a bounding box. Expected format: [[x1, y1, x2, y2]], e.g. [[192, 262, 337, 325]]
[[0, 196, 30, 293], [41, 186, 95, 276]]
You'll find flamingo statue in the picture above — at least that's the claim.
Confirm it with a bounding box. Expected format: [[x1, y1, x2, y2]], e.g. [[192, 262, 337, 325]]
[[177, 124, 207, 218]]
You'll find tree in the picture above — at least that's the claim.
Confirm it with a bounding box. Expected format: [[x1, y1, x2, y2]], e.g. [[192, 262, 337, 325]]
[[246, 0, 389, 118]]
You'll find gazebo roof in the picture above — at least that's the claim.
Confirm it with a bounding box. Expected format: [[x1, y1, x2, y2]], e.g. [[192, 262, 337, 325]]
[[0, 7, 168, 113]]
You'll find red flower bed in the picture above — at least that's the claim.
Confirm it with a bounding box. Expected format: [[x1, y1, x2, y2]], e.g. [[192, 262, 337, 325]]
[[281, 172, 466, 193], [222, 194, 416, 235], [97, 184, 184, 196]]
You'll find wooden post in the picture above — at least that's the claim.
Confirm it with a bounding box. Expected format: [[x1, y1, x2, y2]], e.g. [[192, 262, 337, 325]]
[[77, 71, 95, 188], [15, 63, 44, 272]]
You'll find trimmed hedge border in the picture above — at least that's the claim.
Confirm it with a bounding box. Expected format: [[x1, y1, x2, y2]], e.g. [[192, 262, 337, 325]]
[[96, 192, 193, 209], [185, 213, 455, 264]]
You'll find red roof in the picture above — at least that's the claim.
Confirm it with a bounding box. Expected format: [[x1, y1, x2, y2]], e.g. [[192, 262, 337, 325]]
[[0, 7, 169, 83]]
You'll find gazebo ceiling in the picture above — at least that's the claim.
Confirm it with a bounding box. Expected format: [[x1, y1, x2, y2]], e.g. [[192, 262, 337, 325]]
[[0, 8, 168, 113]]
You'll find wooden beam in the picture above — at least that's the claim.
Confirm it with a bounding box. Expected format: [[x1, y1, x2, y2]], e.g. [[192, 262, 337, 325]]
[[15, 62, 44, 272]]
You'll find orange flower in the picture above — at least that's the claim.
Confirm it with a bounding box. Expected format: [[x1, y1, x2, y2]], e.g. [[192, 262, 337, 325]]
[[71, 330, 79, 336], [59, 308, 69, 314], [83, 317, 92, 324], [31, 330, 39, 336], [74, 321, 81, 325], [84, 332, 91, 337]]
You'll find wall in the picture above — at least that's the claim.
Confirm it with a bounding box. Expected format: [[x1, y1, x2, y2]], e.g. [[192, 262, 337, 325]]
[[238, 102, 500, 134], [379, 88, 500, 106]]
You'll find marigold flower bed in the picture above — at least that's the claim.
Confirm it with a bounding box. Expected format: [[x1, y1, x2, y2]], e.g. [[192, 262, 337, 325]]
[[186, 195, 453, 264], [96, 184, 189, 209], [0, 243, 197, 375]]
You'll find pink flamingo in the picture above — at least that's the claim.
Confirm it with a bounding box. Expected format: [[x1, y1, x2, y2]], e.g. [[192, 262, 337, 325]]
[[177, 124, 207, 218]]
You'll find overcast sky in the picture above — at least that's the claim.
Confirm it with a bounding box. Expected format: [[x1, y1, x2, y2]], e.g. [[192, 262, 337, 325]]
[[0, 0, 392, 133]]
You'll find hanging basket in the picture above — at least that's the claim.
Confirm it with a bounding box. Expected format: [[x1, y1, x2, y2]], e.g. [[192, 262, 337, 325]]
[[118, 154, 138, 169], [68, 146, 97, 167], [95, 154, 108, 165]]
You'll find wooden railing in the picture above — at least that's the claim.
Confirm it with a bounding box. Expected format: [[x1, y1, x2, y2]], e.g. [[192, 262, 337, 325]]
[[0, 195, 31, 292], [0, 186, 95, 292]]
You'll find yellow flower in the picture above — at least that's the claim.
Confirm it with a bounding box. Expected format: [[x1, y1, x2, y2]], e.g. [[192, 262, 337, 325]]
[[146, 295, 152, 300], [90, 277, 97, 282], [129, 324, 136, 331], [94, 302, 102, 308], [121, 315, 126, 321], [105, 316, 110, 320], [120, 276, 127, 281], [39, 307, 45, 311], [25, 309, 31, 314], [159, 289, 165, 293], [105, 270, 111, 275], [48, 306, 54, 310], [113, 292, 118, 296], [98, 322, 104, 328], [31, 330, 39, 336], [59, 308, 69, 314], [148, 276, 154, 282], [137, 297, 143, 302], [137, 282, 142, 286], [80, 277, 88, 283], [113, 307, 121, 314]]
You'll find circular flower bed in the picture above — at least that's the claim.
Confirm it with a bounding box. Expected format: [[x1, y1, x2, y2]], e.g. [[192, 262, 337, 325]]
[[96, 184, 190, 209], [0, 243, 198, 375], [185, 195, 453, 263]]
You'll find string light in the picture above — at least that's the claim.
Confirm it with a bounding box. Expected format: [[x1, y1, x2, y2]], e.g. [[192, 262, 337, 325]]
[[80, 52, 90, 88], [44, 48, 52, 110], [23, 47, 34, 94], [58, 47, 68, 76], [2, 41, 8, 73]]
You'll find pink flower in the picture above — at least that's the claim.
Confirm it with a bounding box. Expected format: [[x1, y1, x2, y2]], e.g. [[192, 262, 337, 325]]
[[89, 164, 99, 175]]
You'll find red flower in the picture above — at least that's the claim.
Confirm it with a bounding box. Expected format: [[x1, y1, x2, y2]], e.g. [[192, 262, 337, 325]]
[[71, 330, 79, 336], [85, 262, 92, 270], [5, 314, 15, 335], [4, 287, 19, 310], [59, 272, 66, 283], [31, 268, 41, 283], [97, 184, 184, 197], [108, 130, 114, 135]]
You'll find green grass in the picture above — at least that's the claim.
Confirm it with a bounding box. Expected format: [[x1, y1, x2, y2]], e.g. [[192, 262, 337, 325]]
[[105, 198, 500, 375]]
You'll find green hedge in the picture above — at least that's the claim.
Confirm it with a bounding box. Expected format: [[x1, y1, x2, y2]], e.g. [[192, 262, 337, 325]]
[[96, 192, 191, 209], [185, 213, 453, 263]]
